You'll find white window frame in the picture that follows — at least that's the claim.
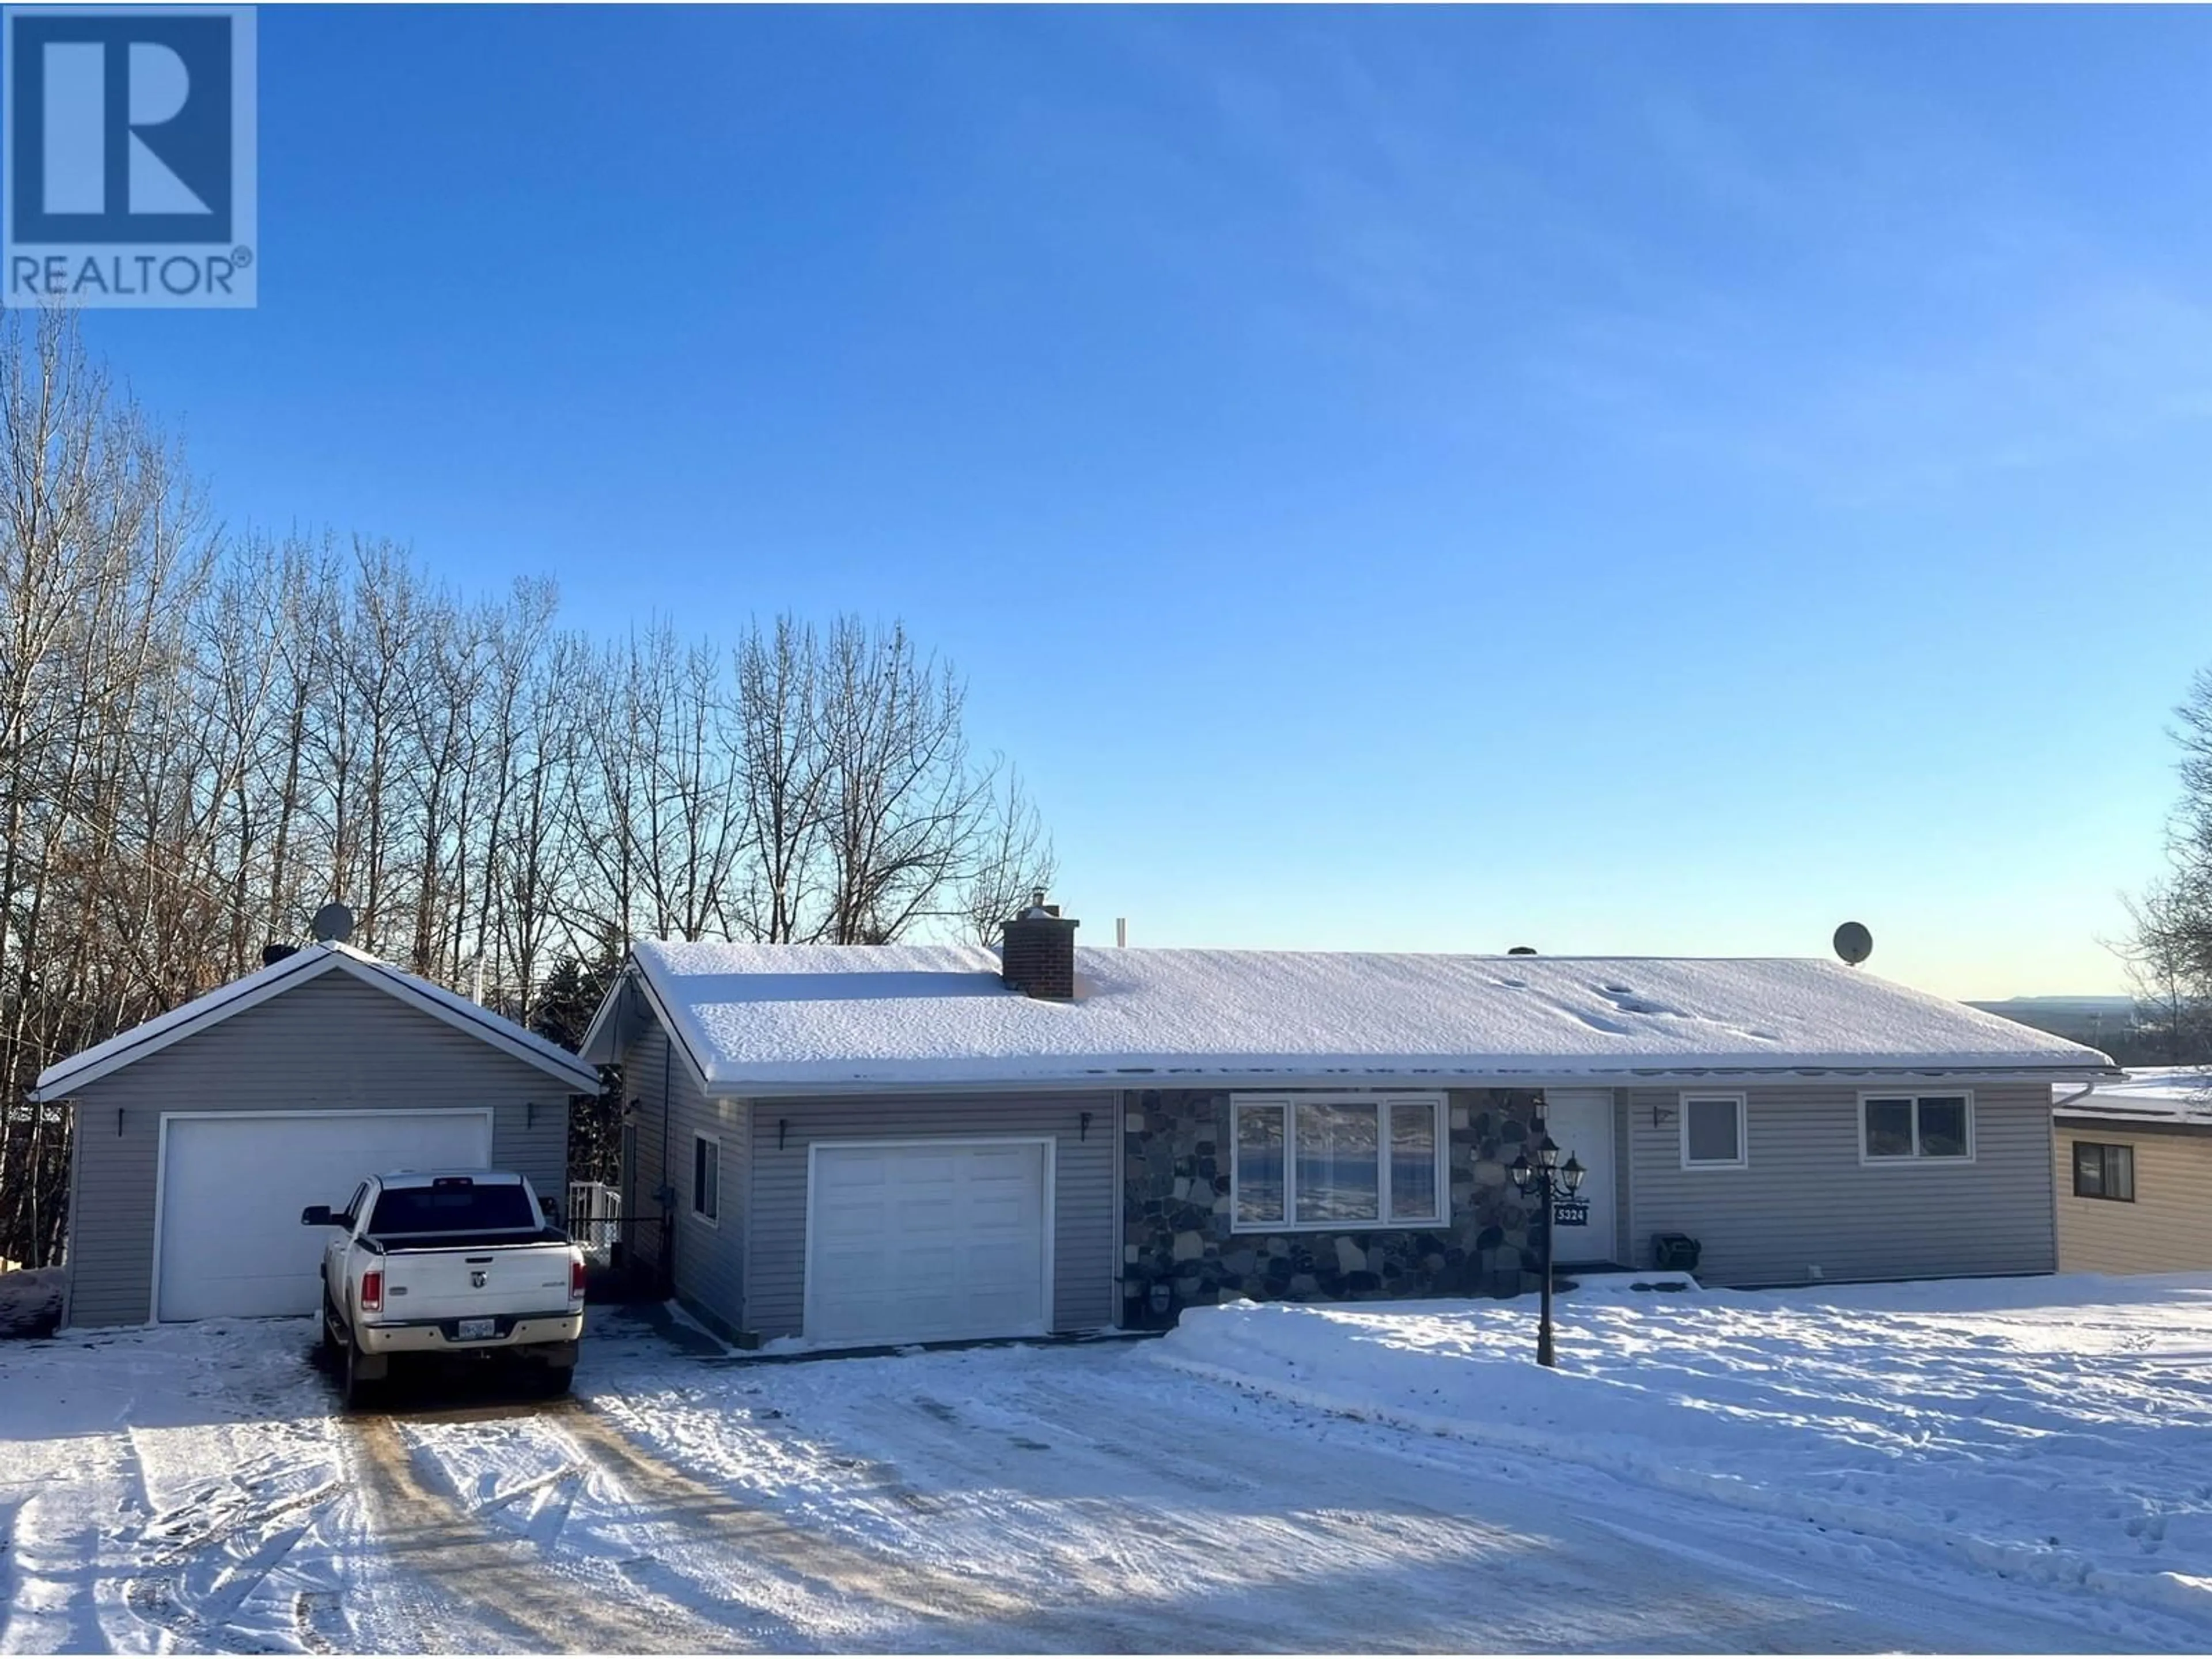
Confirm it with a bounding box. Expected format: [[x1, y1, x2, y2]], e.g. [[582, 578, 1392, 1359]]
[[691, 1130, 721, 1226], [1228, 1092, 1449, 1233], [1678, 1092, 1748, 1170], [1857, 1091, 1976, 1165]]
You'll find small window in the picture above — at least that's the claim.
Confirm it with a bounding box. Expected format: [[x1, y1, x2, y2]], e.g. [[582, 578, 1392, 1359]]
[[2073, 1141, 2135, 1202], [1235, 1102, 1286, 1225], [1918, 1097, 1969, 1158], [1680, 1094, 1747, 1169], [1296, 1101, 1380, 1225], [1863, 1098, 1915, 1159], [1389, 1101, 1440, 1222], [692, 1132, 720, 1224], [1861, 1094, 1975, 1163]]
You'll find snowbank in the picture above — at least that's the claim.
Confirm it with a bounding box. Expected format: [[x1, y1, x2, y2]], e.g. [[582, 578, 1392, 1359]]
[[0, 1265, 63, 1338], [1154, 1275, 2212, 1630]]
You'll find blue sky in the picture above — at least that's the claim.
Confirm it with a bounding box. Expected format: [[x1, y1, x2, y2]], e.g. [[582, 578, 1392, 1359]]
[[84, 6, 2212, 998]]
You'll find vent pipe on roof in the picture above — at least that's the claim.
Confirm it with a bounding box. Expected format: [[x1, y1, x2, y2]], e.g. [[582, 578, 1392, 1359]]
[[1003, 890, 1080, 999], [1116, 918, 1127, 949], [262, 944, 298, 967]]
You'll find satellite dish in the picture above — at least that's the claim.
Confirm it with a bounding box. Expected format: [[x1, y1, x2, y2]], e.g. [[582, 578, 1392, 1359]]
[[311, 902, 355, 944], [1833, 921, 1873, 967]]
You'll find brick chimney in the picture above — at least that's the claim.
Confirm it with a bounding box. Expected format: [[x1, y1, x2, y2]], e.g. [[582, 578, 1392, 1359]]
[[1001, 888, 1079, 999]]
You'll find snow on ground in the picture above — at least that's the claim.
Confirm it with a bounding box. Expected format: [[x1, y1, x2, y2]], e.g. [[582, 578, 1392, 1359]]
[[1155, 1272, 2212, 1631], [5, 1280, 2212, 1653], [0, 1318, 346, 1653]]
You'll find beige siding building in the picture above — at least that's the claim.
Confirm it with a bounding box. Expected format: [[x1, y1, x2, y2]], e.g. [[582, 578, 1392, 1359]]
[[2054, 1071, 2212, 1276]]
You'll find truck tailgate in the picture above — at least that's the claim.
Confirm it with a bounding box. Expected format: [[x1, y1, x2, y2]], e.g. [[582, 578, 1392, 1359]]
[[375, 1242, 574, 1322]]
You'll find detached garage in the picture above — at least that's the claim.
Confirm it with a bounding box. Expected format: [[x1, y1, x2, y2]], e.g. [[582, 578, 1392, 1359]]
[[31, 942, 599, 1328]]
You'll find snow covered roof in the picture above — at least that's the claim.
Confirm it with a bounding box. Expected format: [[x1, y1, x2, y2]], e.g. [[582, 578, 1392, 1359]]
[[2052, 1068, 2212, 1132], [585, 942, 2117, 1094], [30, 942, 601, 1100]]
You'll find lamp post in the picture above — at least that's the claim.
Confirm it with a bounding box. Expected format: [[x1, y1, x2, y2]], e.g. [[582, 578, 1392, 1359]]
[[1509, 1128, 1586, 1368]]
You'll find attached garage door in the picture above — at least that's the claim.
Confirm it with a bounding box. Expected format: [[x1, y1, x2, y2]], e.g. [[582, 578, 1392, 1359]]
[[155, 1110, 493, 1321], [806, 1139, 1051, 1345]]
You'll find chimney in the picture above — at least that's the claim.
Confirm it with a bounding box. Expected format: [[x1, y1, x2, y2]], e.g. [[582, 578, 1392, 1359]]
[[1002, 888, 1079, 999]]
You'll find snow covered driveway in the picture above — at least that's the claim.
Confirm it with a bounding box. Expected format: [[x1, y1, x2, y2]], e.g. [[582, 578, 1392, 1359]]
[[3, 1283, 2209, 1654]]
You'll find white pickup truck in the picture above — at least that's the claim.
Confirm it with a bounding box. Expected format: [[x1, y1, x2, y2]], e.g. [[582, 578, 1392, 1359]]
[[302, 1170, 586, 1407]]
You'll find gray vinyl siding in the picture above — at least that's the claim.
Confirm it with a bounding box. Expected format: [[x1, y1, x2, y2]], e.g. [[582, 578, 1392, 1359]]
[[62, 972, 571, 1328], [618, 1018, 672, 1268], [615, 1010, 749, 1339], [1612, 1092, 1633, 1261], [745, 1092, 1117, 1342], [1625, 1083, 2056, 1286]]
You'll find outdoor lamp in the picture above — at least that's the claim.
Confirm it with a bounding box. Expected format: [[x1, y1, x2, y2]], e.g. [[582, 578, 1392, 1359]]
[[1517, 1119, 1581, 1369]]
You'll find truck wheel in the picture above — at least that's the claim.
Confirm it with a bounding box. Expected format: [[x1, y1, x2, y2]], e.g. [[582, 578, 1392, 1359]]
[[539, 1364, 574, 1400]]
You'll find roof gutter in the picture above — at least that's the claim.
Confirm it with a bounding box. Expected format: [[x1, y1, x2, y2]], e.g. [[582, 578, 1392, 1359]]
[[688, 1063, 2121, 1100]]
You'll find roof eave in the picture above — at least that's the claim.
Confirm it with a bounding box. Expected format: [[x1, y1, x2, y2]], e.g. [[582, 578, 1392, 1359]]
[[29, 945, 600, 1100], [346, 958, 601, 1094], [690, 1060, 2121, 1100], [578, 959, 637, 1068], [598, 949, 720, 1097], [29, 947, 347, 1100]]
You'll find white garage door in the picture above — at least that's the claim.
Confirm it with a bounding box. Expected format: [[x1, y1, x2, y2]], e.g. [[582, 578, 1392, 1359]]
[[806, 1139, 1051, 1345], [155, 1110, 493, 1321]]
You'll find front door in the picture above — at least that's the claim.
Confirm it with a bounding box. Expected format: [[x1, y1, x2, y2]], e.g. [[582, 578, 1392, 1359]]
[[1539, 1091, 1617, 1266]]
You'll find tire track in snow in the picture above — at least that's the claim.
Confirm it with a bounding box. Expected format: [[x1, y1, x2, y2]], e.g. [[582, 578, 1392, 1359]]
[[342, 1414, 748, 1653], [815, 1381, 1521, 1652], [549, 1399, 1052, 1649], [291, 1589, 343, 1654]]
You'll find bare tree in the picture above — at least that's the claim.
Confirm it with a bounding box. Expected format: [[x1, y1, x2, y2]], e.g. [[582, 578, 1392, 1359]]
[[2131, 668, 2212, 1067], [0, 322, 1060, 1271], [959, 762, 1057, 945], [819, 620, 987, 944]]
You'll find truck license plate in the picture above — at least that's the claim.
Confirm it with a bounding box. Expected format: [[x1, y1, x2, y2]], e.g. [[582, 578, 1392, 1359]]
[[457, 1317, 496, 1340]]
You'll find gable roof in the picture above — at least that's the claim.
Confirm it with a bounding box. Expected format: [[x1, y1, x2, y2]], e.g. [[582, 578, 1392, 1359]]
[[30, 942, 602, 1101], [582, 941, 2116, 1094]]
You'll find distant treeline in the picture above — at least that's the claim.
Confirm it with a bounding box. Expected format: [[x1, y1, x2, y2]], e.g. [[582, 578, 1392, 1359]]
[[0, 313, 1052, 1270]]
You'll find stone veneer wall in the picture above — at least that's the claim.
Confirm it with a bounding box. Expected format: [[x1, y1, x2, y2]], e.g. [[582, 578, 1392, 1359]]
[[1120, 1088, 1546, 1321]]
